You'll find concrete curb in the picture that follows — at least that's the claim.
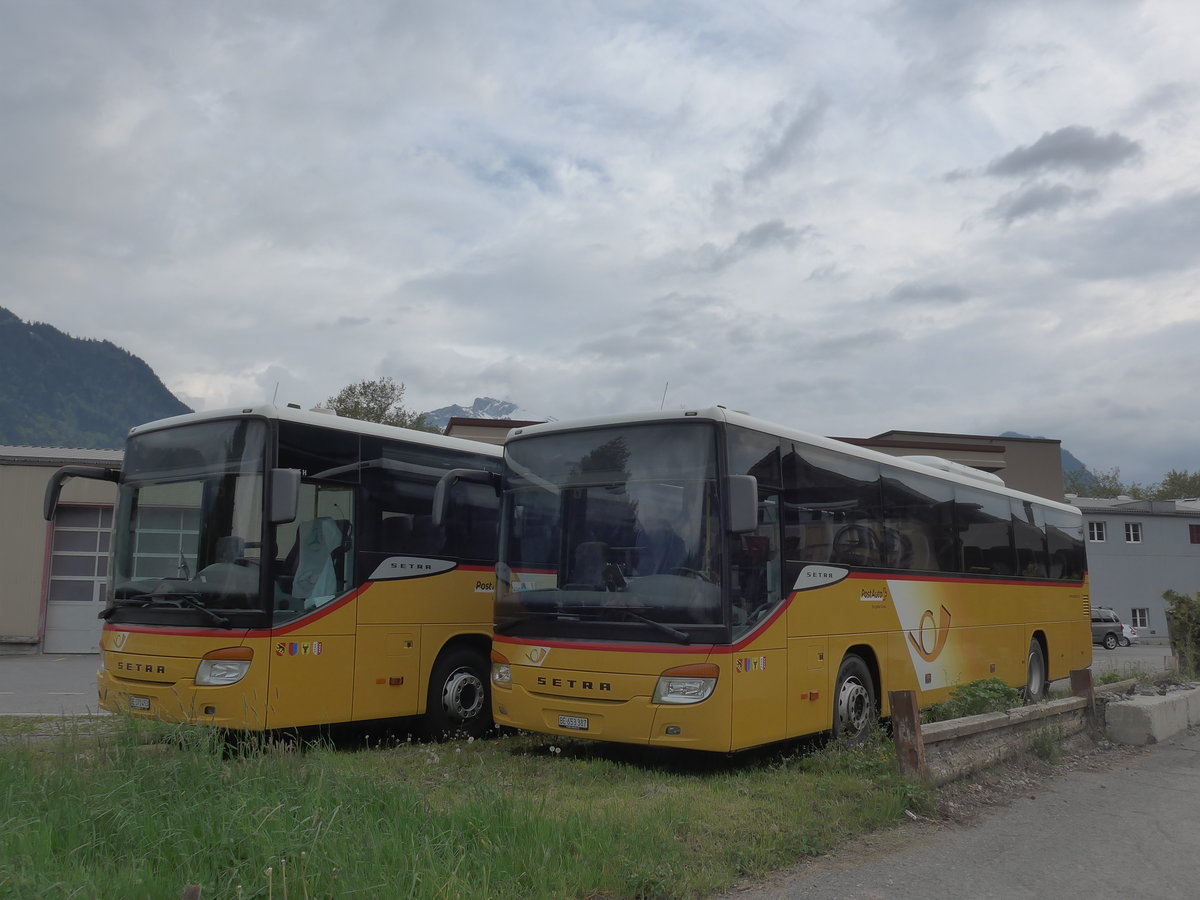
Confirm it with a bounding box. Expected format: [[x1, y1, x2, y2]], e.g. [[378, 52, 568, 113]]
[[918, 696, 1091, 785]]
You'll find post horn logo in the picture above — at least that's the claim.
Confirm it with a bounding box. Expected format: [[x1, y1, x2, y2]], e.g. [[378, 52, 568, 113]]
[[524, 647, 549, 665], [113, 631, 129, 650], [907, 605, 951, 662]]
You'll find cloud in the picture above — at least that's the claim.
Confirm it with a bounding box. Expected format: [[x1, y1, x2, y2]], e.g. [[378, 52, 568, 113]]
[[986, 182, 1098, 224], [696, 220, 809, 271], [985, 126, 1142, 178], [884, 281, 971, 305], [1049, 190, 1200, 280], [743, 90, 831, 185]]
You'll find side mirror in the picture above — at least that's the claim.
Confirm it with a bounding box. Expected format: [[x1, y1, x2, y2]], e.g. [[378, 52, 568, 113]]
[[44, 466, 120, 521], [269, 468, 301, 524], [726, 474, 759, 534]]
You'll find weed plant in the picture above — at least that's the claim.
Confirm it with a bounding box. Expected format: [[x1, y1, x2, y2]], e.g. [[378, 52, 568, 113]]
[[921, 678, 1023, 723], [1029, 727, 1063, 764], [0, 719, 929, 899]]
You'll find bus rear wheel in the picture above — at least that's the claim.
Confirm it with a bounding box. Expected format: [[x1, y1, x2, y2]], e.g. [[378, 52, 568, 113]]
[[1024, 637, 1047, 704], [419, 647, 491, 741], [832, 654, 876, 743]]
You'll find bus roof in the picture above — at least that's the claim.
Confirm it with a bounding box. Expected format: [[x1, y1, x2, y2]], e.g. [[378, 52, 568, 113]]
[[126, 404, 504, 459], [506, 406, 1078, 514]]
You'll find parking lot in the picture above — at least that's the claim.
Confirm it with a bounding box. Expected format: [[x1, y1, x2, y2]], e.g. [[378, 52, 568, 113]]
[[1088, 637, 1176, 680]]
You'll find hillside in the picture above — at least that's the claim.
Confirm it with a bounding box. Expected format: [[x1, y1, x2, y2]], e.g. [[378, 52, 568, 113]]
[[0, 307, 191, 449]]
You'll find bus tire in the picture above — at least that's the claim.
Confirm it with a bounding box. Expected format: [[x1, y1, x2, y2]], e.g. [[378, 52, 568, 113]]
[[1024, 637, 1047, 704], [832, 654, 875, 743], [419, 646, 491, 741]]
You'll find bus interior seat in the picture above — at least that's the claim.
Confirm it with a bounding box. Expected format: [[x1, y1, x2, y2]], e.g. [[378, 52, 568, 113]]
[[566, 541, 607, 589], [635, 518, 686, 575], [291, 517, 348, 607], [216, 535, 246, 563]]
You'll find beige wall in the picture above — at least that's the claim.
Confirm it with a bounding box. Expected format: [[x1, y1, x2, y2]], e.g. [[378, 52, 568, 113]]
[[841, 432, 1066, 501], [0, 464, 116, 646]]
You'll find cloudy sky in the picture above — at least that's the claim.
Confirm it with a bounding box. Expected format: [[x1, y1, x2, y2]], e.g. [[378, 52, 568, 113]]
[[3, 0, 1198, 483]]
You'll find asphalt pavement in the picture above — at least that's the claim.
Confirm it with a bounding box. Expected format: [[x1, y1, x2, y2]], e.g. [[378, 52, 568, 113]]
[[713, 726, 1200, 900], [0, 652, 105, 716]]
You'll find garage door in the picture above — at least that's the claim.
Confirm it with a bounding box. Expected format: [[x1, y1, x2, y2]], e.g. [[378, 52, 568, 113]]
[[43, 504, 112, 653]]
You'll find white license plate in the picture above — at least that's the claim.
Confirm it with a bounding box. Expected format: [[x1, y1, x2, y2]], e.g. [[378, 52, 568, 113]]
[[558, 714, 588, 731], [128, 696, 151, 711]]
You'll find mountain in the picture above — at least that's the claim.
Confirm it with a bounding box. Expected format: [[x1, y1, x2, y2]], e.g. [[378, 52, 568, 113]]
[[420, 397, 547, 431], [1000, 431, 1096, 489], [0, 307, 191, 449]]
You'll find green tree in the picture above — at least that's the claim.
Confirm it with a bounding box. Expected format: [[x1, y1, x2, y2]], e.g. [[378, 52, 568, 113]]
[[1065, 466, 1148, 499], [1162, 589, 1200, 676], [324, 376, 437, 432], [1149, 469, 1200, 500]]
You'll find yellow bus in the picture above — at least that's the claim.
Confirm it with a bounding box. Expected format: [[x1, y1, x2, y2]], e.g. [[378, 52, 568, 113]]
[[489, 407, 1090, 752], [44, 404, 502, 736]]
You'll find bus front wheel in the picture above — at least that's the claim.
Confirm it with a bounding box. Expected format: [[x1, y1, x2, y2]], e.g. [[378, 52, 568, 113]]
[[832, 654, 876, 743], [419, 647, 491, 741]]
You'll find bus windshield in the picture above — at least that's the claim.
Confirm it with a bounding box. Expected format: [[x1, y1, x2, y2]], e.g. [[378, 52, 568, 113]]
[[108, 419, 269, 628], [497, 423, 725, 644]]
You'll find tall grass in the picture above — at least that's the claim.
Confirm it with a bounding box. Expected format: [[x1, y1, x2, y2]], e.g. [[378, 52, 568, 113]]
[[0, 720, 929, 899]]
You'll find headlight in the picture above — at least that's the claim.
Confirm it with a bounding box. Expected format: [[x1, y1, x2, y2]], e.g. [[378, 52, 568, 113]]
[[195, 647, 252, 686], [653, 663, 718, 705], [491, 649, 511, 688]]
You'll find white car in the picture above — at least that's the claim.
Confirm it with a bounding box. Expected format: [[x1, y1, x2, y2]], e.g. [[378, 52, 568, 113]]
[[1119, 623, 1139, 647]]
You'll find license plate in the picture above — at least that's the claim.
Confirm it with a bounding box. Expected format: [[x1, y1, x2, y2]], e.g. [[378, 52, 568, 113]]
[[129, 696, 151, 711], [558, 714, 588, 731]]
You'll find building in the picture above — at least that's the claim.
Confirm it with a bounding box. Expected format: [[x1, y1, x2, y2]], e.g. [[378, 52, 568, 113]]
[[837, 430, 1065, 500], [1068, 496, 1200, 640], [1, 446, 121, 654], [442, 416, 543, 445]]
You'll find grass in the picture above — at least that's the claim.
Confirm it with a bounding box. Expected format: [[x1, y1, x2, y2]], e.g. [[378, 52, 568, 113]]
[[0, 719, 932, 899]]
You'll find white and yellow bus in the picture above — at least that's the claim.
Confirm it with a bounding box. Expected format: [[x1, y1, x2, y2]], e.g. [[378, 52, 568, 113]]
[[44, 404, 502, 736], [489, 407, 1090, 752]]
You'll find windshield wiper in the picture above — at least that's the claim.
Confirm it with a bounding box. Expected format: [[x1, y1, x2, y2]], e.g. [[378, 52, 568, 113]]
[[601, 606, 691, 644], [99, 597, 152, 619], [177, 595, 233, 628], [103, 591, 233, 628]]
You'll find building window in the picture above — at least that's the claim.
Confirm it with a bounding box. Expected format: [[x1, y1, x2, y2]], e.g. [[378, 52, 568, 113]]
[[1088, 521, 1106, 542], [1190, 524, 1200, 544], [1124, 522, 1142, 543], [1131, 608, 1149, 629]]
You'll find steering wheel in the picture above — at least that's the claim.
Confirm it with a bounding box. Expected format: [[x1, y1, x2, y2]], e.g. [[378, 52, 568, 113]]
[[832, 524, 880, 565]]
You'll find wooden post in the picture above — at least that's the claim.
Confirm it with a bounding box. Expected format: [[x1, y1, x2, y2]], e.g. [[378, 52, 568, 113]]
[[888, 689, 926, 780], [1070, 668, 1096, 723]]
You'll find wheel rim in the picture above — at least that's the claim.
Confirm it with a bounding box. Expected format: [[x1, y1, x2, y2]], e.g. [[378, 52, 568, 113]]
[[1104, 634, 1117, 650], [838, 676, 870, 735], [440, 667, 484, 723]]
